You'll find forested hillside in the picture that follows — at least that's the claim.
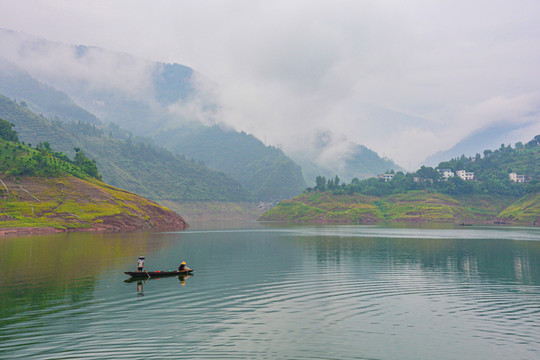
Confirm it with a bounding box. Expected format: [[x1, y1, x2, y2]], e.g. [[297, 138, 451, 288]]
[[306, 137, 539, 198], [0, 94, 249, 202], [438, 139, 539, 188], [0, 118, 99, 179], [262, 138, 539, 225], [157, 125, 306, 201]]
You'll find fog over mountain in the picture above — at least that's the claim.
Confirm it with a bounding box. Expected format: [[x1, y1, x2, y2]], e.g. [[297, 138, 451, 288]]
[[0, 29, 207, 133], [1, 1, 540, 169], [0, 28, 400, 179], [422, 121, 538, 167]]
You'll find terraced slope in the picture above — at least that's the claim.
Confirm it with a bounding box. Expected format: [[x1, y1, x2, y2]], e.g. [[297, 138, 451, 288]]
[[259, 191, 535, 225], [0, 175, 188, 235]]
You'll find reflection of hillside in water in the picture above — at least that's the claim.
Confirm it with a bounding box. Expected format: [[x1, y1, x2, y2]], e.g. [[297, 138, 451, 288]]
[[307, 236, 540, 285], [0, 231, 166, 326]]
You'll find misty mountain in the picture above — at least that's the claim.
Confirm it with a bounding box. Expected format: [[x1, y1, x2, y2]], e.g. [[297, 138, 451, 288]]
[[0, 29, 199, 134], [0, 30, 306, 201], [422, 122, 535, 167], [0, 28, 400, 200], [0, 58, 100, 124], [157, 124, 306, 201], [0, 94, 249, 202], [152, 62, 195, 105], [291, 130, 403, 185], [0, 59, 306, 201]]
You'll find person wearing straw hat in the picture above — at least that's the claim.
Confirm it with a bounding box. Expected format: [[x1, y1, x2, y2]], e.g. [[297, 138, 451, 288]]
[[178, 261, 191, 272], [137, 256, 145, 272]]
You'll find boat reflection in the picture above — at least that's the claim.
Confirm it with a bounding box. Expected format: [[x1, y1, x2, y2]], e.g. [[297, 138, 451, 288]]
[[179, 274, 192, 286], [126, 274, 193, 296], [137, 279, 146, 297]]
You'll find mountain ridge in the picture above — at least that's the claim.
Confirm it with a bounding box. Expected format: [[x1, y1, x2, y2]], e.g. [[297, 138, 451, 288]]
[[0, 94, 250, 204]]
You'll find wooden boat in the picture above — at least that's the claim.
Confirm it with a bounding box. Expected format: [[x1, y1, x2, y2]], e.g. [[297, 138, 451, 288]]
[[124, 269, 193, 278]]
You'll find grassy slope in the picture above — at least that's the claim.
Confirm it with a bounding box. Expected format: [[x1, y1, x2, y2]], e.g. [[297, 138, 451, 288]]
[[0, 174, 186, 231], [259, 190, 533, 225], [496, 192, 540, 225]]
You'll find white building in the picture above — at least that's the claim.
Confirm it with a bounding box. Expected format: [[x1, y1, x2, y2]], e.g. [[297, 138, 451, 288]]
[[456, 170, 474, 181], [378, 173, 394, 182], [509, 173, 526, 183], [438, 168, 454, 180]]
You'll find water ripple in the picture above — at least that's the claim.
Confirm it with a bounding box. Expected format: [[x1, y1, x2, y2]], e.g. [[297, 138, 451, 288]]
[[2, 226, 540, 359]]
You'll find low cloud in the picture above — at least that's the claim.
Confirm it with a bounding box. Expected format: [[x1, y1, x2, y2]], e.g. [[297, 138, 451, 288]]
[[453, 93, 540, 135], [1, 1, 539, 168], [0, 29, 155, 97]]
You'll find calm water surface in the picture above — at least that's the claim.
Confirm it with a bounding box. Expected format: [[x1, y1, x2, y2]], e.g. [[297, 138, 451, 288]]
[[1, 223, 539, 359]]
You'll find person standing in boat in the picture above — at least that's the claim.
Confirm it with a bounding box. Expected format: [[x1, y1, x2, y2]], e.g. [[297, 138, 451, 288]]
[[178, 261, 191, 272], [137, 256, 145, 272]]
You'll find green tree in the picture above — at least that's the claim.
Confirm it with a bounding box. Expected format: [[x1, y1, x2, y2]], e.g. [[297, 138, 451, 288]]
[[0, 118, 19, 143], [314, 176, 326, 191], [73, 147, 101, 180], [416, 166, 440, 181], [327, 177, 335, 190], [37, 142, 53, 153]]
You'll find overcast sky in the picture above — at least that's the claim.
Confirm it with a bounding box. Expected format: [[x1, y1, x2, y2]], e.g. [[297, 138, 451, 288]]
[[1, 0, 539, 167]]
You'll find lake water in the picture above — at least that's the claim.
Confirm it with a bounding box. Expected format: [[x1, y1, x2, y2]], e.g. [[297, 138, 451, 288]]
[[1, 222, 539, 359]]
